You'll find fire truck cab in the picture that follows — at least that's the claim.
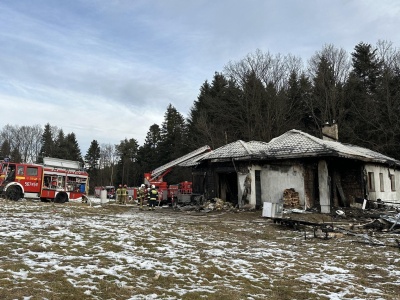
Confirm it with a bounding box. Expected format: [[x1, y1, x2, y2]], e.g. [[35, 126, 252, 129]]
[[0, 157, 89, 203]]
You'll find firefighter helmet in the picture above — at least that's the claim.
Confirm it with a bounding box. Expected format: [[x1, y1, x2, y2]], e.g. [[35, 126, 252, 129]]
[[140, 184, 145, 188], [151, 184, 155, 189], [119, 184, 122, 187], [124, 184, 127, 188]]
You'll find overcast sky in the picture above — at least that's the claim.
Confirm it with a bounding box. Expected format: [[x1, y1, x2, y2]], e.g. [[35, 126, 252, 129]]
[[1, 0, 400, 154]]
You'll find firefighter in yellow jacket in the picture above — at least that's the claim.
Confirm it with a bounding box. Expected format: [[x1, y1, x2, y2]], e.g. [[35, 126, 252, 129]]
[[121, 184, 128, 205], [116, 184, 122, 204], [148, 184, 158, 210], [138, 184, 146, 210]]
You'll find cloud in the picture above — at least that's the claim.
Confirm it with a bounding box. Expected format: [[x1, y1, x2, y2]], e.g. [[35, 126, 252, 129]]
[[1, 0, 400, 154]]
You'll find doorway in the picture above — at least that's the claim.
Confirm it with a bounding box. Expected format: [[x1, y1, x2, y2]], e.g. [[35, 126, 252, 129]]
[[218, 172, 238, 205]]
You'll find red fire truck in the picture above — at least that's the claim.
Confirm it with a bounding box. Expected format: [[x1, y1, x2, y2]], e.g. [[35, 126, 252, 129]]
[[0, 157, 89, 203], [94, 186, 115, 199], [144, 145, 211, 205], [94, 186, 137, 202]]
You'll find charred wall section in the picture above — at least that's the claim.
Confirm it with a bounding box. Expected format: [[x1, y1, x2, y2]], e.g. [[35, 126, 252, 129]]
[[192, 161, 236, 202], [328, 158, 364, 207], [303, 161, 319, 209], [338, 160, 364, 205]]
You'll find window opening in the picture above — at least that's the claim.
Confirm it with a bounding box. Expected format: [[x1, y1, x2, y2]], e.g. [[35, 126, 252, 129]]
[[368, 172, 375, 192]]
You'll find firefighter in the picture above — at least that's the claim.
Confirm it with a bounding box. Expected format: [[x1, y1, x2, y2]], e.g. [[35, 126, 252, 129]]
[[138, 184, 146, 210], [121, 184, 128, 205], [116, 184, 122, 204], [148, 184, 158, 211]]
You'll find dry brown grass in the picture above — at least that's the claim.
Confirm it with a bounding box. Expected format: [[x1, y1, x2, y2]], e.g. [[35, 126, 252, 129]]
[[0, 200, 399, 300]]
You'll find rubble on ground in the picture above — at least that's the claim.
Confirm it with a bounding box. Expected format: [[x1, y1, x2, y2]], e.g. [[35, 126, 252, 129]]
[[176, 197, 255, 213], [279, 206, 400, 230], [273, 205, 400, 247]]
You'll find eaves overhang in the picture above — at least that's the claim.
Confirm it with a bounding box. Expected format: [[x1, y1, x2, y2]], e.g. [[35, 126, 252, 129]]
[[193, 130, 400, 168], [206, 151, 400, 168]]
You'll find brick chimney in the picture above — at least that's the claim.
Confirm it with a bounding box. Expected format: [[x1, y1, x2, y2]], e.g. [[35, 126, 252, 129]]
[[322, 122, 338, 141]]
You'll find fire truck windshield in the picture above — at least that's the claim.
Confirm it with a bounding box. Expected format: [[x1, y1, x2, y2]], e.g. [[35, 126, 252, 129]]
[[0, 163, 15, 183], [0, 163, 6, 174]]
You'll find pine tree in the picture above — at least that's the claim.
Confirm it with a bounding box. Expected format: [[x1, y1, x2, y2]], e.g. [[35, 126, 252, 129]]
[[65, 132, 82, 162], [344, 42, 383, 150], [240, 71, 268, 141], [115, 138, 139, 186], [84, 140, 101, 191], [187, 81, 212, 148], [210, 73, 242, 144], [187, 73, 242, 148], [285, 71, 312, 133], [159, 104, 188, 167], [54, 129, 67, 159], [10, 147, 22, 163], [153, 104, 191, 184], [85, 140, 101, 170], [137, 124, 162, 173], [136, 124, 162, 185], [0, 139, 11, 160], [38, 123, 54, 163], [311, 55, 337, 126], [352, 42, 382, 94]]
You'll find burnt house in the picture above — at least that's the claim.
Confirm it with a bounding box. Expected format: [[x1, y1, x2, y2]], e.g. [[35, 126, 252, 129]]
[[187, 127, 400, 213]]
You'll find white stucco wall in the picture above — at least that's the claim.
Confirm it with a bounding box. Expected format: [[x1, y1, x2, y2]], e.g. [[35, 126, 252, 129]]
[[318, 160, 330, 213], [364, 164, 400, 203], [237, 160, 400, 211], [247, 164, 305, 206]]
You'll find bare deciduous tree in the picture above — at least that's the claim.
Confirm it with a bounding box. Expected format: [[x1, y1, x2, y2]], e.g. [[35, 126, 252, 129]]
[[307, 44, 351, 84], [0, 124, 43, 163], [99, 143, 117, 186]]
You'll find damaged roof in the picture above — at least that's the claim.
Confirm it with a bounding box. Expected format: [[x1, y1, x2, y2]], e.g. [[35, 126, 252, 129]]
[[197, 129, 400, 166], [205, 140, 269, 159], [178, 151, 212, 167], [265, 130, 400, 165]]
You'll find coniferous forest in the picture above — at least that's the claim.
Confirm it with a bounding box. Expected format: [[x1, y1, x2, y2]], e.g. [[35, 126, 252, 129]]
[[2, 41, 400, 192]]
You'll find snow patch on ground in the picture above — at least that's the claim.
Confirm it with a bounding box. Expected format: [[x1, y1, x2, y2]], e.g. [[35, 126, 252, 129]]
[[0, 200, 399, 299]]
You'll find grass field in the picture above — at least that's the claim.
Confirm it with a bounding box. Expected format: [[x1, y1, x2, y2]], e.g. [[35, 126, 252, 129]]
[[0, 199, 399, 300]]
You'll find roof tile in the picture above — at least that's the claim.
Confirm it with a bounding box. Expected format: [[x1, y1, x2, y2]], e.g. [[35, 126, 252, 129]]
[[197, 129, 400, 166]]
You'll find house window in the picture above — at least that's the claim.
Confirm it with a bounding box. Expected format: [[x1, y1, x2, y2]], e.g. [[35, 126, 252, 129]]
[[390, 174, 396, 191], [379, 173, 384, 192], [368, 172, 375, 192]]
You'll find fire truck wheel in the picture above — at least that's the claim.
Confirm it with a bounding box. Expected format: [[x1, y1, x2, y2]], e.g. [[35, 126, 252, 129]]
[[54, 192, 69, 203], [6, 186, 22, 201]]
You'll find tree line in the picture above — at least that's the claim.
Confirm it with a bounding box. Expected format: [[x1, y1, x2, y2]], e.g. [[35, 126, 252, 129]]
[[1, 40, 400, 192], [188, 40, 400, 158]]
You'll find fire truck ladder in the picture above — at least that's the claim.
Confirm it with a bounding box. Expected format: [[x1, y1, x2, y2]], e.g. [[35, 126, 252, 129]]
[[150, 145, 211, 181], [43, 157, 83, 170]]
